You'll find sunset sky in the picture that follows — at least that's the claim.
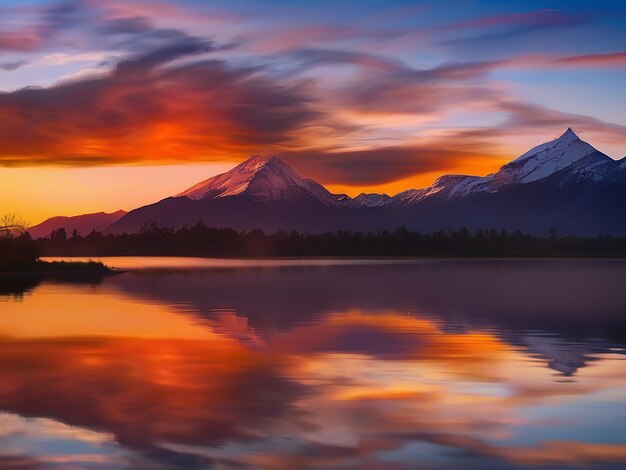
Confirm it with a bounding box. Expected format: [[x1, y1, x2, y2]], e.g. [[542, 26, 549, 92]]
[[1, 0, 625, 223]]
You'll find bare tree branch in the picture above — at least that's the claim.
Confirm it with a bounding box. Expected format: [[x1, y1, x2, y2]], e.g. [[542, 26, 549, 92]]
[[0, 213, 29, 238]]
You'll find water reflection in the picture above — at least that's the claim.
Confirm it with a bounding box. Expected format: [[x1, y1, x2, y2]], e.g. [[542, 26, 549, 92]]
[[99, 258, 626, 339], [0, 276, 40, 300], [1, 259, 626, 469]]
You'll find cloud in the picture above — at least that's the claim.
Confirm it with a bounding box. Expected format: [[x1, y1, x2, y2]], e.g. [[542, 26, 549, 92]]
[[482, 51, 626, 71], [292, 47, 505, 81], [289, 50, 504, 127], [2, 32, 623, 188], [114, 36, 214, 75], [490, 101, 626, 136], [337, 72, 494, 118], [0, 0, 230, 58], [0, 39, 324, 166], [437, 9, 586, 33], [439, 9, 588, 48], [0, 0, 623, 189], [0, 1, 95, 54], [554, 51, 626, 67], [0, 32, 40, 52], [99, 16, 153, 35], [282, 145, 495, 185], [276, 94, 626, 187], [292, 48, 407, 73], [41, 52, 114, 66], [242, 25, 402, 53], [0, 60, 27, 71]]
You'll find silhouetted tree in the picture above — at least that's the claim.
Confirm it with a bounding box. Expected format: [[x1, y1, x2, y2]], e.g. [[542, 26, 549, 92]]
[[0, 213, 28, 238], [0, 213, 39, 270], [50, 228, 67, 242]]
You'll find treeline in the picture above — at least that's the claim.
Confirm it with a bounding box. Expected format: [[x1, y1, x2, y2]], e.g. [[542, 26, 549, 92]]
[[35, 222, 626, 257], [0, 234, 40, 270]]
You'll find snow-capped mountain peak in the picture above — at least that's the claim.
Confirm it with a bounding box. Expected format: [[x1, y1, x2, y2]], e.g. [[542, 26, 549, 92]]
[[495, 127, 599, 184], [233, 154, 282, 172], [513, 127, 578, 162], [175, 129, 612, 212], [506, 127, 595, 181], [106, 129, 626, 236], [177, 155, 340, 205], [388, 128, 610, 206], [448, 128, 601, 198]]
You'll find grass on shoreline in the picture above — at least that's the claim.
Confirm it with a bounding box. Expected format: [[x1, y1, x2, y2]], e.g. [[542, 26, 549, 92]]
[[0, 259, 114, 276], [37, 259, 110, 271]]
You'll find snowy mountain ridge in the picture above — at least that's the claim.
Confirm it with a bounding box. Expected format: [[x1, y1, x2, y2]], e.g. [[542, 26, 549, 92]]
[[446, 128, 600, 199], [177, 155, 341, 205], [173, 128, 615, 210], [389, 128, 608, 206], [100, 127, 626, 236]]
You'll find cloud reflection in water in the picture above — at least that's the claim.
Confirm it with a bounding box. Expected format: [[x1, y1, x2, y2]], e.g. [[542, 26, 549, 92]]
[[0, 259, 625, 469]]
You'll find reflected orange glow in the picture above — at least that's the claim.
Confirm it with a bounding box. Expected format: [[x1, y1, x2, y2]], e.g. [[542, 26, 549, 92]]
[[1, 285, 626, 468], [0, 336, 280, 450], [0, 285, 217, 339], [0, 302, 626, 465], [499, 441, 626, 466], [273, 311, 508, 378]]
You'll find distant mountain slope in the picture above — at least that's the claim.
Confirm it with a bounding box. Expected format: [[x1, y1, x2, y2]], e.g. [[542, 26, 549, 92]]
[[105, 128, 626, 236], [177, 155, 345, 206], [379, 131, 626, 235], [29, 210, 127, 239], [390, 128, 608, 206], [108, 155, 351, 234], [340, 193, 391, 208]]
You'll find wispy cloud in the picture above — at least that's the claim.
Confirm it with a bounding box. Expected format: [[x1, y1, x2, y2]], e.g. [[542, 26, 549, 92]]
[[436, 9, 586, 33], [554, 50, 626, 67], [0, 38, 324, 166], [438, 8, 589, 49], [0, 31, 40, 52], [281, 144, 498, 186], [0, 0, 624, 189], [0, 59, 27, 71]]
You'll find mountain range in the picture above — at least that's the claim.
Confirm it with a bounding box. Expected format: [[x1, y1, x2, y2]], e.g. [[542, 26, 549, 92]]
[[31, 129, 626, 237], [28, 210, 127, 239]]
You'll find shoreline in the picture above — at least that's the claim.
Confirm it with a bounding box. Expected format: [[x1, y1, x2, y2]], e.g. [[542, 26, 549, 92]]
[[0, 260, 121, 279], [40, 254, 626, 261]]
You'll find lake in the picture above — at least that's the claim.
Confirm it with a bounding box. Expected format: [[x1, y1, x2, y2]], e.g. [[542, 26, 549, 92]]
[[1, 257, 626, 469]]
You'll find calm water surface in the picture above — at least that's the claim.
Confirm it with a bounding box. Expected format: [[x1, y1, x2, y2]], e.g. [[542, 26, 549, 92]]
[[1, 257, 626, 469]]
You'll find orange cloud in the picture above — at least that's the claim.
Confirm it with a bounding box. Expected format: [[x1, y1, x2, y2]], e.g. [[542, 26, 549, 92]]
[[1, 25, 625, 194], [0, 38, 323, 166]]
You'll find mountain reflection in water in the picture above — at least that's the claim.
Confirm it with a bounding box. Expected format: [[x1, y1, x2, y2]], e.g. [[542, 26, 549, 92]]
[[1, 258, 625, 469]]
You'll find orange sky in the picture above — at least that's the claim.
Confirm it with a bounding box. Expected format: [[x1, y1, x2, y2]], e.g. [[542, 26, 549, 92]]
[[1, 154, 511, 224], [1, 0, 625, 223], [1, 126, 624, 225]]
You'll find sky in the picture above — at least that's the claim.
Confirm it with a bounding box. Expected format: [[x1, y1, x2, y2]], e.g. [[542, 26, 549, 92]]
[[0, 0, 625, 223]]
